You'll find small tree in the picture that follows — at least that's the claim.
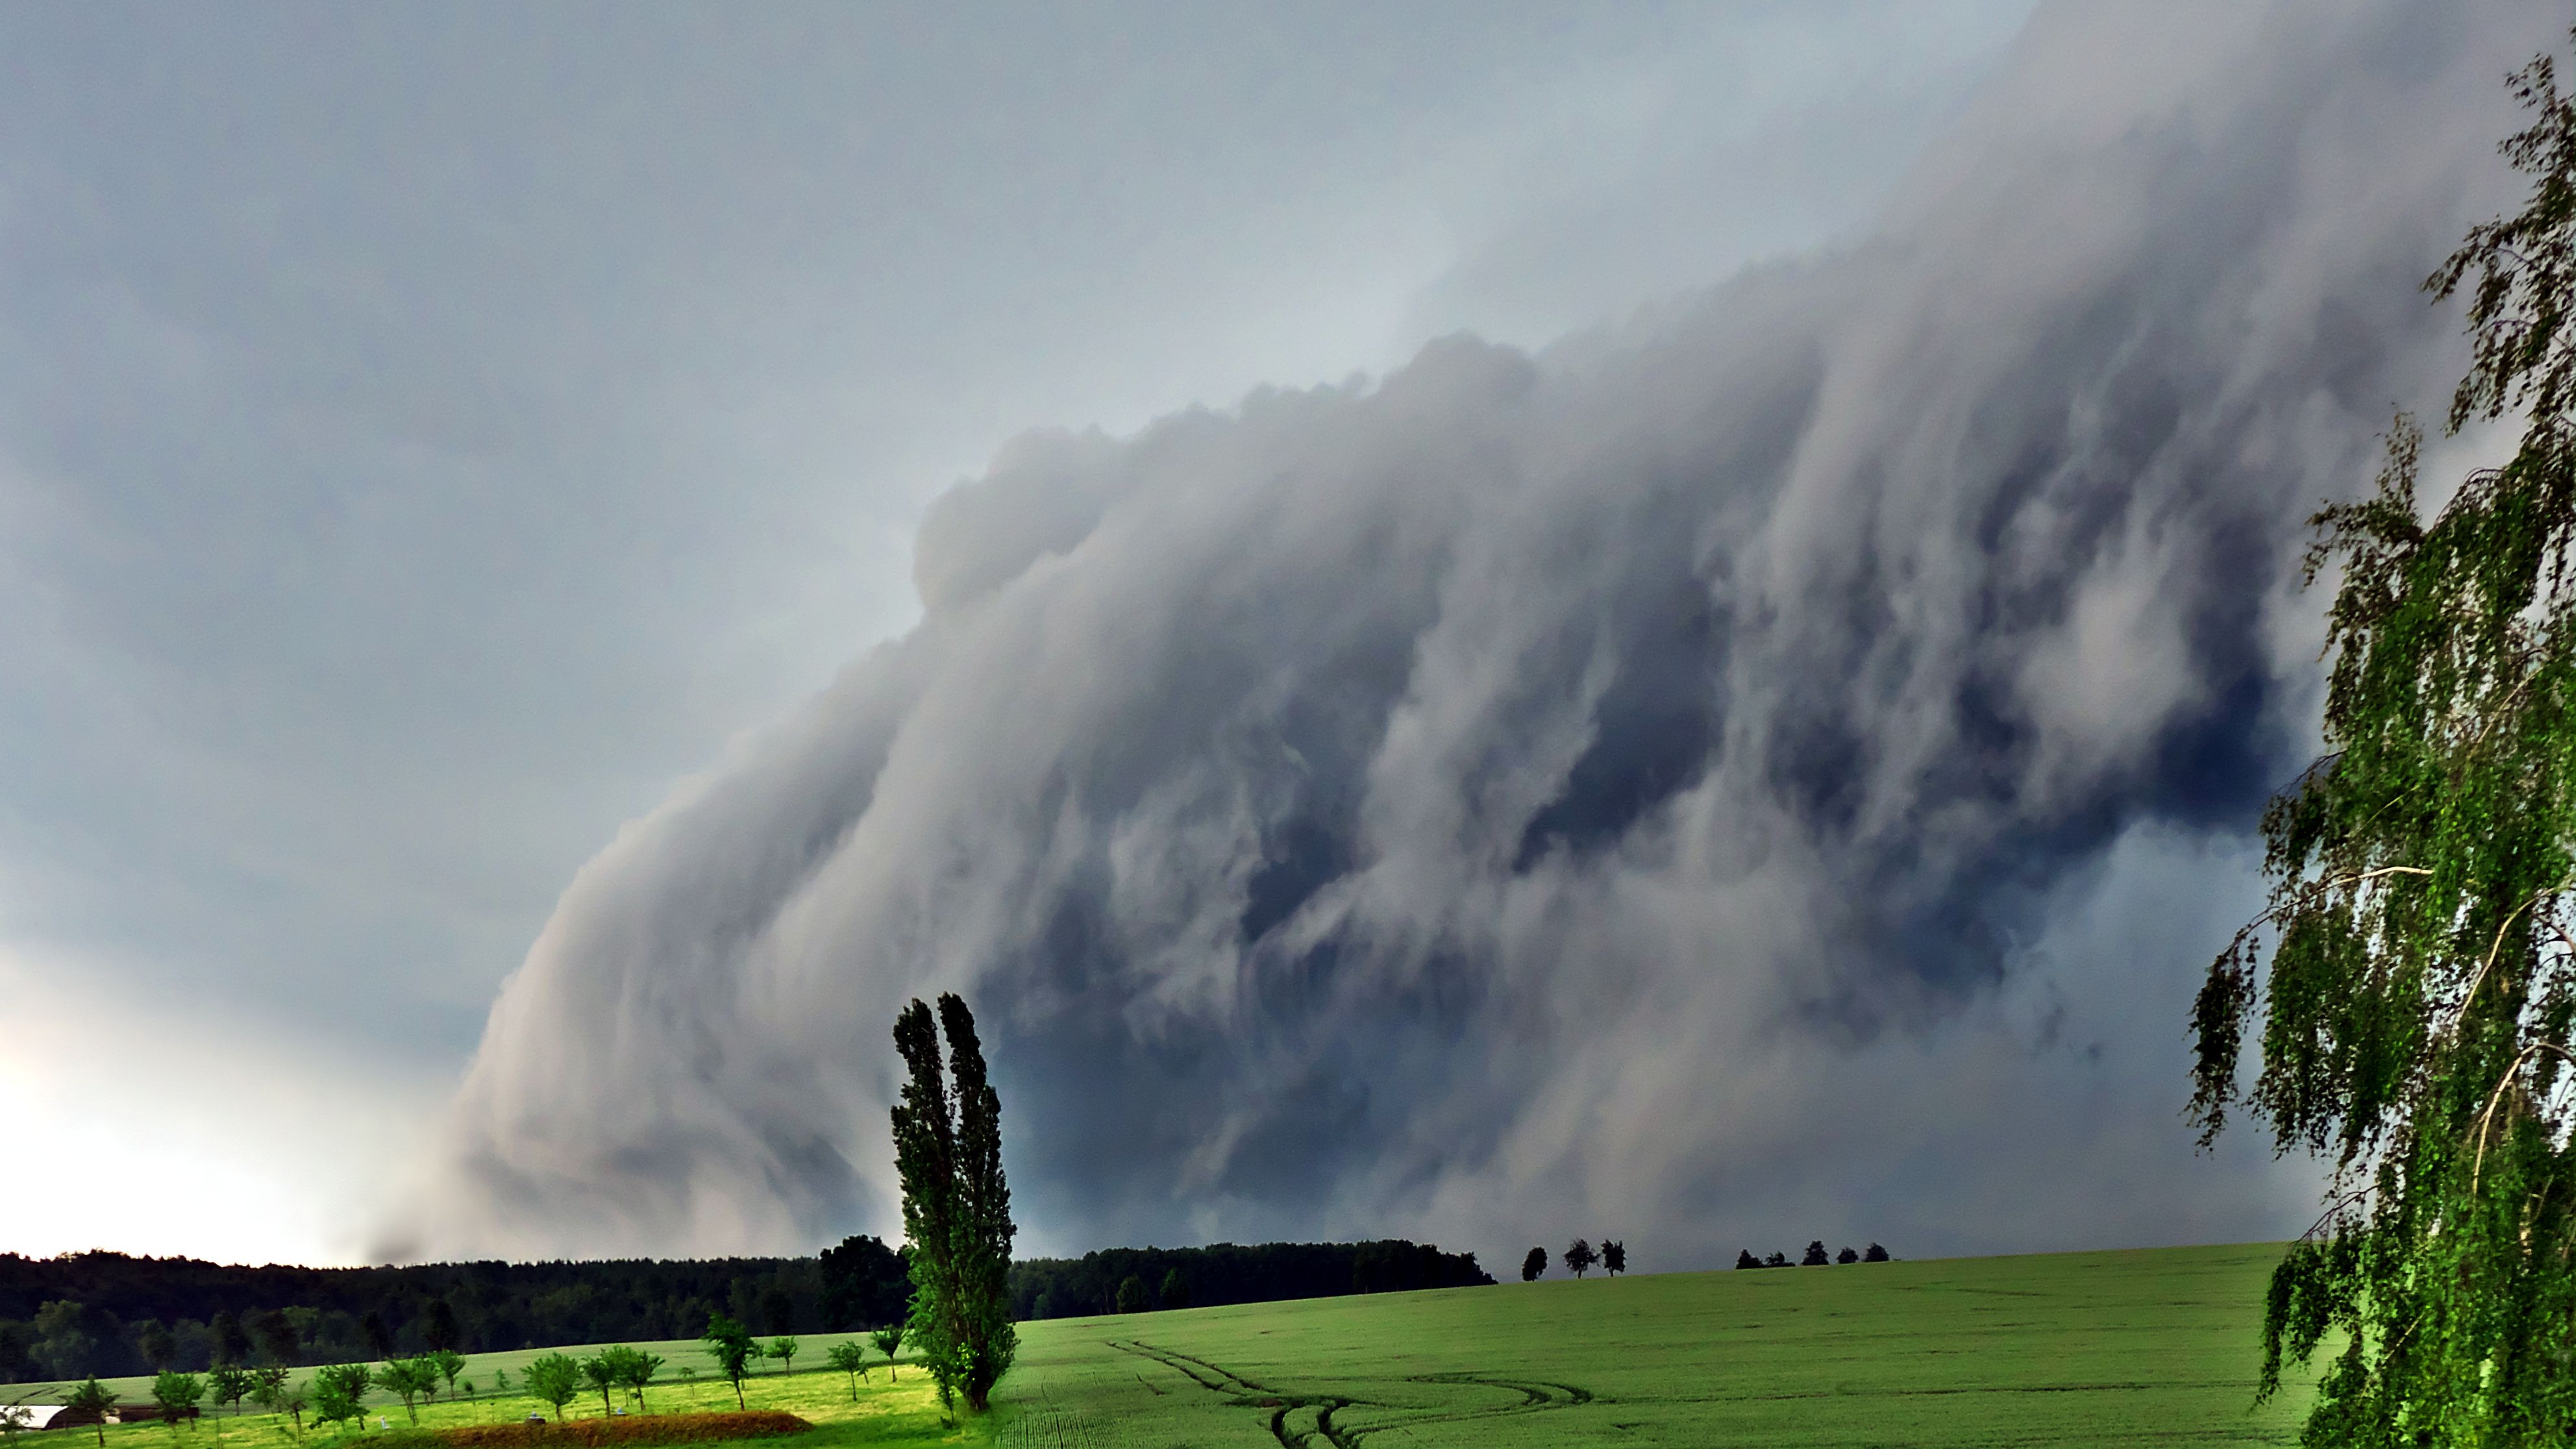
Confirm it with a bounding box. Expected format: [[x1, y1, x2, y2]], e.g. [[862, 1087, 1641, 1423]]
[[378, 1357, 436, 1424], [1735, 1250, 1761, 1270], [64, 1378, 115, 1449], [244, 1368, 287, 1418], [1763, 1251, 1789, 1268], [1563, 1239, 1598, 1279], [1802, 1241, 1829, 1267], [606, 1346, 661, 1413], [578, 1355, 619, 1418], [307, 1365, 371, 1435], [1601, 1241, 1626, 1277], [764, 1337, 799, 1377], [1521, 1248, 1547, 1282], [427, 1350, 465, 1402], [1863, 1244, 1890, 1263], [1114, 1276, 1149, 1315], [869, 1326, 904, 1385], [208, 1367, 253, 1418], [1836, 1246, 1859, 1265], [824, 1342, 869, 1402], [522, 1354, 582, 1424], [699, 1315, 756, 1411], [153, 1371, 204, 1431], [491, 1369, 512, 1395]]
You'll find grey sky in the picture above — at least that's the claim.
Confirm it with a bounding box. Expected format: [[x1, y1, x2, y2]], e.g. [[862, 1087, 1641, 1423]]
[[5, 0, 2489, 1269]]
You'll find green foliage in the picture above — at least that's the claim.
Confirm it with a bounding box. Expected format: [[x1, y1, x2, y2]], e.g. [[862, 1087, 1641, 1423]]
[[306, 1365, 371, 1433], [601, 1346, 660, 1413], [150, 1371, 202, 1430], [379, 1357, 440, 1424], [1156, 1269, 1189, 1311], [204, 1367, 252, 1417], [1563, 1239, 1597, 1278], [821, 1343, 867, 1402], [1522, 1247, 1546, 1282], [759, 1338, 795, 1376], [1112, 1277, 1147, 1316], [888, 993, 1017, 1415], [694, 1318, 753, 1413], [2188, 34, 2576, 1444], [426, 1351, 466, 1401], [576, 1356, 618, 1420], [64, 1378, 115, 1449], [520, 1354, 581, 1422]]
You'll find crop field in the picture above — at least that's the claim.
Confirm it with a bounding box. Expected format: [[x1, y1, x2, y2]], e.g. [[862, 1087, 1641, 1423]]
[[6, 1243, 2310, 1449], [991, 1241, 2312, 1448]]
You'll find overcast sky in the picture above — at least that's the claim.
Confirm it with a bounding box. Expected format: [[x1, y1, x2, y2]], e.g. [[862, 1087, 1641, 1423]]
[[5, 1, 2539, 1273]]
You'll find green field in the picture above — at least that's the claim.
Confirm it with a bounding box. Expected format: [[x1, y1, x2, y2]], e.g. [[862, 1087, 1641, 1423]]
[[6, 1243, 2310, 1448]]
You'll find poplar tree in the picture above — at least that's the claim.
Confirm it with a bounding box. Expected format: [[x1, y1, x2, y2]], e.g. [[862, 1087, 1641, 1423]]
[[889, 994, 1016, 1415], [2191, 36, 2576, 1444]]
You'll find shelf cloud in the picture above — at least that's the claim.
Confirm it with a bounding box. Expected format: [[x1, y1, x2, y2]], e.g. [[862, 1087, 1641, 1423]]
[[395, 0, 2555, 1267]]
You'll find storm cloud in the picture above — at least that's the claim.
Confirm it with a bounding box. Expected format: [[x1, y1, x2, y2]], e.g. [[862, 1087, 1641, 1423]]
[[403, 0, 2555, 1268]]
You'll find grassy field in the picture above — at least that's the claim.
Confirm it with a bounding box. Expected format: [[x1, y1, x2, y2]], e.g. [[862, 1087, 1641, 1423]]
[[989, 1241, 2310, 1448], [6, 1243, 2310, 1449]]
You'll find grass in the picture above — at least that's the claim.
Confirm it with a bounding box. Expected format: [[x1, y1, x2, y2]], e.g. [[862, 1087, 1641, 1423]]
[[7, 1243, 2312, 1449], [988, 1241, 2314, 1448]]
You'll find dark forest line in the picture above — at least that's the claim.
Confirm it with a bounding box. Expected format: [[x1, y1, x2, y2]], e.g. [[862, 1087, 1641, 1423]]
[[0, 1237, 1490, 1381]]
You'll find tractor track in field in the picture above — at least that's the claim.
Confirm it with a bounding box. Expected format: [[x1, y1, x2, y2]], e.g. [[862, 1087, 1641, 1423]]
[[1106, 1341, 1595, 1448]]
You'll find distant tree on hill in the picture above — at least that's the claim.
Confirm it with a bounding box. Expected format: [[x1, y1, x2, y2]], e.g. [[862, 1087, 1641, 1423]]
[[1836, 1246, 1858, 1265], [359, 1311, 393, 1361], [699, 1315, 757, 1411], [421, 1300, 460, 1356], [63, 1378, 114, 1449], [819, 1236, 911, 1332], [1115, 1276, 1150, 1314], [1864, 1244, 1890, 1263], [1802, 1242, 1829, 1267], [1735, 1250, 1760, 1270], [151, 1370, 203, 1430], [869, 1326, 904, 1383], [1763, 1252, 1789, 1268], [209, 1313, 249, 1369], [34, 1303, 97, 1381], [138, 1320, 177, 1372], [1601, 1242, 1626, 1277], [248, 1312, 297, 1368], [1563, 1240, 1598, 1279], [1521, 1248, 1547, 1282], [1159, 1269, 1191, 1311], [825, 1341, 869, 1400]]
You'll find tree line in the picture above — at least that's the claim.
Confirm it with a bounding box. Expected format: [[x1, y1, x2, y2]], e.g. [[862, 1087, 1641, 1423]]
[[1009, 1239, 1492, 1320], [1735, 1243, 1889, 1269]]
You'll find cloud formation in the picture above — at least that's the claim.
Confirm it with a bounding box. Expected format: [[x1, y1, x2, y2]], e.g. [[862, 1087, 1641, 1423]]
[[403, 0, 2556, 1268]]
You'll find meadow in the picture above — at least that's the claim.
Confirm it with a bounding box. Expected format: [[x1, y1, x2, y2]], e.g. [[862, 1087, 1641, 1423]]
[[6, 1243, 2310, 1449]]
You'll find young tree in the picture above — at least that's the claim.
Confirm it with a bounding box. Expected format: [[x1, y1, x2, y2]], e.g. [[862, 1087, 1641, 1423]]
[[1158, 1269, 1190, 1311], [307, 1365, 370, 1435], [867, 1326, 904, 1385], [1113, 1277, 1149, 1315], [1520, 1248, 1548, 1282], [764, 1337, 799, 1377], [427, 1350, 465, 1402], [1763, 1251, 1788, 1268], [63, 1378, 115, 1449], [577, 1355, 619, 1418], [2185, 37, 2576, 1442], [153, 1371, 203, 1430], [1801, 1241, 1829, 1267], [699, 1315, 757, 1411], [824, 1342, 869, 1402], [1601, 1241, 1626, 1277], [1863, 1244, 1889, 1263], [1836, 1246, 1859, 1265], [207, 1367, 253, 1418], [606, 1346, 661, 1413], [889, 994, 1017, 1415], [521, 1354, 582, 1424], [381, 1358, 440, 1424], [1735, 1250, 1761, 1270], [1562, 1240, 1597, 1279]]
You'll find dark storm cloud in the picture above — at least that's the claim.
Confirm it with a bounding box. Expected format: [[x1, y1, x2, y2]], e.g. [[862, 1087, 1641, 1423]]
[[403, 0, 2557, 1266]]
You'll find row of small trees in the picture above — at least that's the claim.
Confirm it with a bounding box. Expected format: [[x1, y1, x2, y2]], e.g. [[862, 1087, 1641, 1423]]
[[1737, 1243, 1889, 1269], [1519, 1239, 1626, 1281]]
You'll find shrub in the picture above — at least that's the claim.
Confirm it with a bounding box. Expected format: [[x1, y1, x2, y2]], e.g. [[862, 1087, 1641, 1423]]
[[427, 1411, 810, 1448]]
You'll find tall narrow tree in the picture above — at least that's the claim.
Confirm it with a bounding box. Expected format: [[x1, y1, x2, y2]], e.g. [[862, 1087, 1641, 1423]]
[[889, 994, 1017, 1415], [2190, 34, 2576, 1443]]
